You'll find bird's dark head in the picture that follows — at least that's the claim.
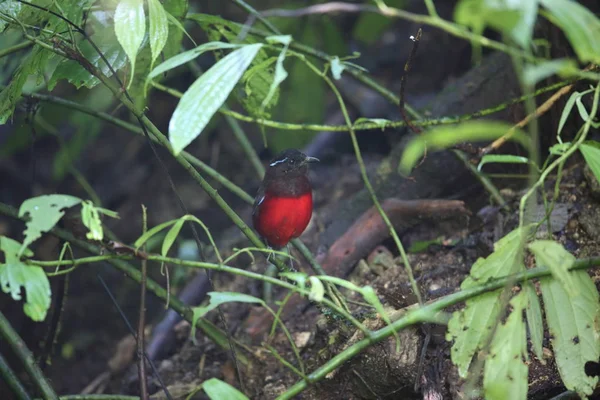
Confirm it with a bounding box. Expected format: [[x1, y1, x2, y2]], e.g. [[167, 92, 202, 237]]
[[266, 149, 319, 179]]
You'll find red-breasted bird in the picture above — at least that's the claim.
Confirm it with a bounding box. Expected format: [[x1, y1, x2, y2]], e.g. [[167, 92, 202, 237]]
[[252, 149, 319, 248]]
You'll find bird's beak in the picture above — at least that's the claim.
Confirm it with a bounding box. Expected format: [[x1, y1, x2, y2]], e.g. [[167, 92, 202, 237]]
[[304, 156, 320, 164]]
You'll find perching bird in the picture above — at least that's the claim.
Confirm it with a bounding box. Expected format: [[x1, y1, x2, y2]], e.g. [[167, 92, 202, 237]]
[[252, 149, 319, 248]]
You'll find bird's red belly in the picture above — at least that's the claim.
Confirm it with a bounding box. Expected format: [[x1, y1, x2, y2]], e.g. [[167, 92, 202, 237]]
[[253, 192, 313, 248]]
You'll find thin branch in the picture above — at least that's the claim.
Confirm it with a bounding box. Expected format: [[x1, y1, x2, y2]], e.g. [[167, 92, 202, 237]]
[[479, 81, 578, 156], [138, 206, 149, 400], [399, 28, 423, 135], [299, 56, 424, 305], [0, 311, 58, 400], [0, 41, 33, 58], [0, 351, 32, 400], [260, 2, 534, 62]]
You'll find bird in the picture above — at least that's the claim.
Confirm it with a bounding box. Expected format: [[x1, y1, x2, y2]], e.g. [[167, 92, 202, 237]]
[[252, 149, 319, 248]]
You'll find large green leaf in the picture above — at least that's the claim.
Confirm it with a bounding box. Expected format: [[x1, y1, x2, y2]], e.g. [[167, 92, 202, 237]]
[[524, 282, 544, 362], [447, 227, 527, 377], [483, 291, 528, 400], [523, 59, 578, 86], [18, 195, 82, 255], [541, 272, 600, 397], [147, 0, 169, 68], [114, 0, 146, 87], [455, 0, 538, 48], [580, 141, 600, 185], [203, 378, 248, 400], [190, 13, 281, 118], [0, 237, 50, 321], [529, 240, 577, 296], [540, 0, 600, 63], [168, 44, 262, 154]]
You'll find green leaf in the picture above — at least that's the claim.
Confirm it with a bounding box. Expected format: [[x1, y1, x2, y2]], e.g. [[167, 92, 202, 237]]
[[558, 89, 595, 137], [162, 218, 185, 257], [447, 227, 528, 377], [523, 59, 578, 86], [80, 201, 118, 241], [166, 11, 195, 46], [0, 46, 49, 124], [80, 201, 103, 241], [529, 240, 577, 296], [169, 44, 262, 154], [114, 0, 146, 88], [455, 0, 538, 49], [308, 276, 324, 302], [203, 378, 249, 400], [191, 292, 264, 339], [18, 195, 82, 255], [549, 142, 571, 156], [0, 237, 50, 321], [134, 219, 177, 249], [524, 282, 545, 362], [477, 154, 533, 171], [280, 272, 308, 293], [0, 0, 21, 31], [261, 35, 291, 112], [540, 272, 600, 397], [148, 42, 241, 81], [399, 121, 530, 174], [330, 56, 345, 80], [353, 117, 392, 130], [134, 214, 220, 261], [483, 291, 528, 400], [540, 0, 600, 63], [147, 0, 169, 68], [580, 141, 600, 185]]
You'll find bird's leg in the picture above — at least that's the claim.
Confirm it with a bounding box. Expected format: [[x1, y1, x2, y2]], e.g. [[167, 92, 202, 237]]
[[287, 243, 295, 271]]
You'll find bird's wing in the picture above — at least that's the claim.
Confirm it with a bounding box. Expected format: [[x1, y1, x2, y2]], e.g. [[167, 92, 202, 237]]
[[252, 186, 265, 217]]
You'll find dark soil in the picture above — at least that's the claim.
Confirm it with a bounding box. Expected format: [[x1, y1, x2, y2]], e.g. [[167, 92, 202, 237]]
[[2, 1, 600, 399]]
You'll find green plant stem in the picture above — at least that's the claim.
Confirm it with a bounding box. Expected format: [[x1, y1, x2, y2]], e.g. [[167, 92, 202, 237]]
[[0, 352, 32, 400], [231, 0, 281, 35], [0, 201, 250, 362], [0, 311, 58, 400], [16, 78, 572, 139], [150, 79, 571, 132], [452, 150, 508, 210], [24, 252, 367, 336], [0, 40, 33, 58], [519, 81, 600, 228], [51, 397, 139, 400], [277, 256, 600, 399], [186, 59, 265, 177], [302, 57, 424, 305]]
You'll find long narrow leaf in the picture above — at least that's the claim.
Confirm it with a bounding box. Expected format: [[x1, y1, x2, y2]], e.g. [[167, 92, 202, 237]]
[[169, 44, 263, 154], [148, 42, 241, 80], [114, 0, 146, 88], [541, 273, 600, 397], [147, 0, 169, 67]]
